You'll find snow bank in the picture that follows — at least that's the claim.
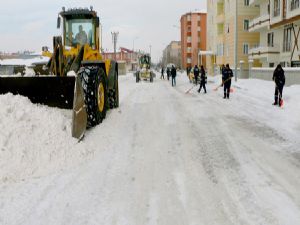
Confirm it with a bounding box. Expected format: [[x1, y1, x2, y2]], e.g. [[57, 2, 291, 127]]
[[0, 56, 49, 66], [0, 94, 92, 183]]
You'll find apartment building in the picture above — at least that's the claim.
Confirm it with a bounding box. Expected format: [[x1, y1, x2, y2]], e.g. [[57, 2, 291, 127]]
[[180, 12, 207, 69], [207, 0, 259, 75], [249, 0, 300, 67], [162, 41, 182, 68]]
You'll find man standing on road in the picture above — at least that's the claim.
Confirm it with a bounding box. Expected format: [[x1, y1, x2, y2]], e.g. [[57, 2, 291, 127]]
[[167, 67, 171, 80], [223, 64, 233, 99], [171, 65, 177, 87], [272, 64, 285, 106], [161, 67, 165, 80], [198, 65, 207, 93], [193, 65, 200, 85], [221, 64, 226, 87]]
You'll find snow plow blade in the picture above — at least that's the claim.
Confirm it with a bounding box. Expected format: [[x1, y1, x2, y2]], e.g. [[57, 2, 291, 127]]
[[0, 76, 76, 109], [71, 76, 87, 139]]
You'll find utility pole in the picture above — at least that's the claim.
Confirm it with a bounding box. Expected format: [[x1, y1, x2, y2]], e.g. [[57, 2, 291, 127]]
[[111, 31, 119, 60], [234, 0, 238, 82]]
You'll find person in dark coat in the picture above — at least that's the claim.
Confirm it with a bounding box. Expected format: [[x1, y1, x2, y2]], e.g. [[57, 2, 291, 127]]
[[171, 65, 177, 87], [221, 64, 226, 87], [223, 64, 233, 99], [198, 65, 207, 93], [167, 67, 171, 80], [193, 65, 200, 84], [161, 67, 165, 79], [272, 64, 285, 106]]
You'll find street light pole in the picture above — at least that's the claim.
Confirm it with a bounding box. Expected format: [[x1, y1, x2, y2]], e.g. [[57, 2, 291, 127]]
[[234, 0, 238, 82]]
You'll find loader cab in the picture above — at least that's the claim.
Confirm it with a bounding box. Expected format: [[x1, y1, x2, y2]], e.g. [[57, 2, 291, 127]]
[[139, 55, 151, 69], [58, 8, 100, 50]]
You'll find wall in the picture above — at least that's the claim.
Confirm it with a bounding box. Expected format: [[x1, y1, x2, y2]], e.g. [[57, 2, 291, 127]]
[[250, 67, 300, 85]]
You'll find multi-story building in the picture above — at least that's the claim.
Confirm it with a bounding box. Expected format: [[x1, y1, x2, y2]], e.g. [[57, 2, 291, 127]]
[[180, 12, 207, 69], [249, 0, 300, 67], [162, 41, 182, 68], [207, 0, 260, 75]]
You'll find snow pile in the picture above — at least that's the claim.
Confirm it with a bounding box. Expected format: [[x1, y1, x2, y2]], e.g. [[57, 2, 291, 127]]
[[0, 56, 49, 66], [0, 94, 92, 183]]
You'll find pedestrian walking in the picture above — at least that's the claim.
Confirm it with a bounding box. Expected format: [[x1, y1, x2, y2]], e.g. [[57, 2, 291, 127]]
[[167, 67, 171, 80], [198, 65, 207, 93], [193, 65, 200, 85], [161, 67, 165, 79], [221, 64, 226, 87], [272, 64, 285, 106], [223, 64, 233, 99], [171, 65, 177, 87], [186, 66, 191, 81]]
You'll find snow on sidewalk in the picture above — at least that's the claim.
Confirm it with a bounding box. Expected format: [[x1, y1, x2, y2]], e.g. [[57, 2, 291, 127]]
[[176, 73, 300, 145]]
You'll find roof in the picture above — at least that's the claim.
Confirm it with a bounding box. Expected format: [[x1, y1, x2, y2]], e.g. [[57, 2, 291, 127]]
[[60, 8, 97, 18]]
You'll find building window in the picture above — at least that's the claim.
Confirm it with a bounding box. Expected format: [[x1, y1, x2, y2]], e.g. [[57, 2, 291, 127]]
[[291, 0, 300, 10], [244, 20, 249, 31], [244, 0, 249, 6], [217, 44, 224, 56], [188, 26, 191, 32], [187, 47, 192, 53], [197, 26, 201, 32], [243, 43, 249, 54], [187, 15, 191, 21], [187, 36, 192, 43], [274, 0, 280, 17], [268, 32, 274, 47], [198, 15, 201, 21], [283, 26, 292, 52], [187, 58, 192, 63]]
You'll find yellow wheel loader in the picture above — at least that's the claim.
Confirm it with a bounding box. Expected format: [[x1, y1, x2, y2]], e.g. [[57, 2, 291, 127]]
[[135, 54, 155, 83], [0, 7, 119, 139]]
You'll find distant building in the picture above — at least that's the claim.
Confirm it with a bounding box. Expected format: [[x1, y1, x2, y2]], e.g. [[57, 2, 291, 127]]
[[180, 12, 207, 69], [248, 0, 300, 67], [207, 0, 260, 75], [162, 41, 182, 68], [102, 47, 141, 71]]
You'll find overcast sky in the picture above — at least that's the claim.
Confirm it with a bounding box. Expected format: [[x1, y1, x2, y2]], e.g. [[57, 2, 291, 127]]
[[0, 0, 206, 62]]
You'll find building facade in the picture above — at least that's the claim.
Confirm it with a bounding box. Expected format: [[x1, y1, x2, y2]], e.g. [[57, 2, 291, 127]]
[[249, 0, 300, 67], [180, 12, 207, 69], [102, 47, 141, 71], [207, 0, 260, 75], [162, 41, 182, 68]]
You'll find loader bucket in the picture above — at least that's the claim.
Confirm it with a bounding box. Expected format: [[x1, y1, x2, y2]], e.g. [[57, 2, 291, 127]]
[[0, 76, 76, 109]]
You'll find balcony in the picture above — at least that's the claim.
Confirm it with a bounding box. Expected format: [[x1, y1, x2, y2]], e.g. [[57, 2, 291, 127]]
[[249, 14, 270, 32], [286, 0, 300, 19], [249, 45, 280, 60]]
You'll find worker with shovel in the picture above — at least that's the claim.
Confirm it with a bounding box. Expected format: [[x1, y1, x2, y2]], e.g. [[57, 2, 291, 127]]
[[272, 64, 285, 107], [223, 64, 233, 99]]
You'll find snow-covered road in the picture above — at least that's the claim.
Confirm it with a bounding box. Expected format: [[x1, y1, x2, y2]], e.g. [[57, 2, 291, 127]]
[[0, 73, 300, 225]]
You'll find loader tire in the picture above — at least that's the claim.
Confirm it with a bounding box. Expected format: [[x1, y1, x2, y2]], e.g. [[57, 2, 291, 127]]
[[108, 69, 119, 109], [79, 66, 108, 128], [113, 70, 119, 108]]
